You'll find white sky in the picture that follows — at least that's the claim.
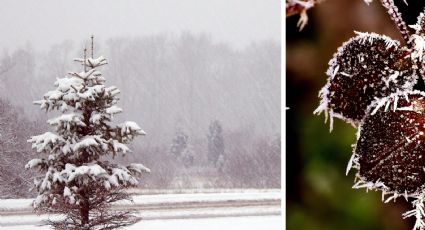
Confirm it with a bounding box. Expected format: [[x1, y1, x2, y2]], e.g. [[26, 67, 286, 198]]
[[0, 0, 280, 51]]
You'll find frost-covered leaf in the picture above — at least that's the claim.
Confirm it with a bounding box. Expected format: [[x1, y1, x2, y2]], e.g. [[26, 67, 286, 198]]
[[410, 34, 425, 64], [315, 32, 417, 128], [414, 10, 425, 37], [355, 91, 425, 194]]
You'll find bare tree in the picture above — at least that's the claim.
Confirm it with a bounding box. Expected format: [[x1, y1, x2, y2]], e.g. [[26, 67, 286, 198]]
[[0, 51, 15, 77], [0, 98, 37, 198]]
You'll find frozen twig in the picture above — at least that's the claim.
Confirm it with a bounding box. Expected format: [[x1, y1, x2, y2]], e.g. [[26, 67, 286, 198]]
[[380, 0, 412, 45], [286, 0, 318, 30]]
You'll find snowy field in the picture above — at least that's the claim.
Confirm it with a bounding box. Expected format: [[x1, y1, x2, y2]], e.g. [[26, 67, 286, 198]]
[[6, 216, 282, 230], [0, 190, 280, 212], [1, 190, 281, 229]]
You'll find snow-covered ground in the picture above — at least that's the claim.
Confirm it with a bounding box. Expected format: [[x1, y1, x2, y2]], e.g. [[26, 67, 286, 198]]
[[126, 188, 281, 195], [1, 191, 281, 229], [6, 216, 282, 230], [0, 190, 281, 211], [2, 205, 280, 225]]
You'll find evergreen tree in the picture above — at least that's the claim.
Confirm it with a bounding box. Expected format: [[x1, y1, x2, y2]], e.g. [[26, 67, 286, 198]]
[[181, 142, 194, 168], [170, 127, 194, 167], [25, 37, 150, 230], [169, 127, 188, 158], [207, 120, 224, 167]]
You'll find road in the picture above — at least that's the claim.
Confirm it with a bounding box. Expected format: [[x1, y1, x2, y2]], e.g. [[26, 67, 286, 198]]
[[1, 190, 282, 229]]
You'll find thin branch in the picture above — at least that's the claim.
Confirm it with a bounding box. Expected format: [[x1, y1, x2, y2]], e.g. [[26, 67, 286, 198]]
[[91, 35, 94, 59], [286, 0, 318, 30], [380, 0, 412, 45]]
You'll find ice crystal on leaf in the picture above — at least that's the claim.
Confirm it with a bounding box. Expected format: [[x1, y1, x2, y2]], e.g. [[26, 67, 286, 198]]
[[348, 91, 425, 230], [315, 1, 425, 229], [355, 91, 425, 194], [315, 32, 417, 129], [416, 12, 425, 37]]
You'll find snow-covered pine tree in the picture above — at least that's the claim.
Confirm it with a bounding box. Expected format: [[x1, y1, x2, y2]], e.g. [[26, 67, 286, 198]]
[[170, 127, 188, 158], [170, 127, 194, 167], [25, 37, 150, 230]]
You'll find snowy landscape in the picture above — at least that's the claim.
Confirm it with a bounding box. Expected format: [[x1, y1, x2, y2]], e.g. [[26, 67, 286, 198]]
[[0, 0, 280, 229], [6, 217, 282, 230], [1, 190, 281, 229]]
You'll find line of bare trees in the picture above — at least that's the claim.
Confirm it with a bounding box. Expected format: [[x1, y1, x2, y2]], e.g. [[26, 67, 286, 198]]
[[0, 98, 44, 198]]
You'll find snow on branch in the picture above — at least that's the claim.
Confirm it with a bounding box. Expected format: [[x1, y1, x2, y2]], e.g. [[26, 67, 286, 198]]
[[127, 163, 151, 174], [28, 132, 64, 153], [109, 167, 139, 186], [47, 113, 86, 130], [25, 158, 46, 170], [74, 56, 107, 69], [106, 105, 123, 117], [64, 163, 108, 183], [110, 139, 130, 154], [72, 135, 108, 153], [105, 86, 120, 97], [68, 68, 101, 80], [119, 121, 146, 136]]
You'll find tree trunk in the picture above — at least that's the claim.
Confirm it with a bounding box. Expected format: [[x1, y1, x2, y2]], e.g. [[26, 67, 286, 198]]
[[81, 196, 90, 229]]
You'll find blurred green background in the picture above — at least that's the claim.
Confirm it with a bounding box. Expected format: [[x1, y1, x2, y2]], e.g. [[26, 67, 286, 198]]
[[285, 0, 425, 229]]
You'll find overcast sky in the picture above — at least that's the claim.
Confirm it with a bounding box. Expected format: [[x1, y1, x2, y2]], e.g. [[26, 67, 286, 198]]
[[0, 0, 280, 51]]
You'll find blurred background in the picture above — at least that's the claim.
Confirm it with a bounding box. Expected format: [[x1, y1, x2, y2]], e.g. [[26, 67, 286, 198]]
[[0, 0, 281, 199], [286, 0, 425, 229]]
